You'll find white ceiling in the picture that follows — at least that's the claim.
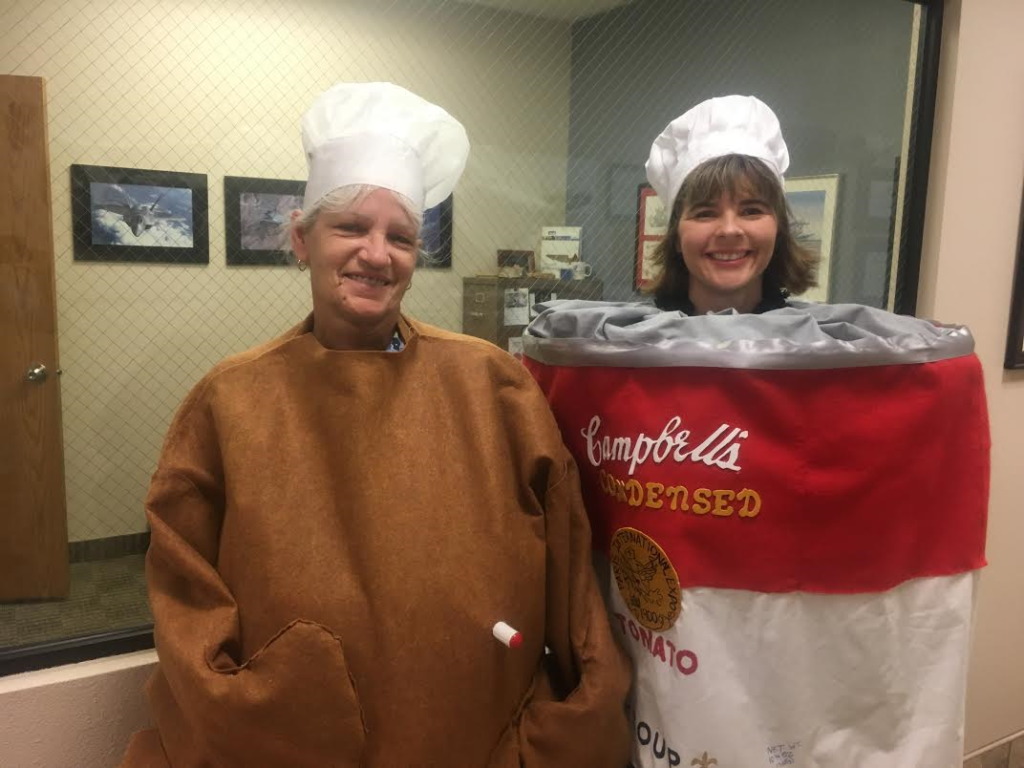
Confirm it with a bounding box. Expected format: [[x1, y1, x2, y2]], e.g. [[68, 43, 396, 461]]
[[452, 0, 634, 22]]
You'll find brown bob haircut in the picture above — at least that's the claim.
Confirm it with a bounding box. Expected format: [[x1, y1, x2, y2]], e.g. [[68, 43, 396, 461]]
[[646, 154, 819, 310]]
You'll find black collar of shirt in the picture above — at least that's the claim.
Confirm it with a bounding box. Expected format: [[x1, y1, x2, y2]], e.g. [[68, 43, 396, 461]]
[[658, 285, 789, 315]]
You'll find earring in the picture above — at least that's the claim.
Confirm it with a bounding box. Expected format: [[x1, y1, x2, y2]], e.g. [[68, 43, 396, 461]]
[[297, 260, 307, 272]]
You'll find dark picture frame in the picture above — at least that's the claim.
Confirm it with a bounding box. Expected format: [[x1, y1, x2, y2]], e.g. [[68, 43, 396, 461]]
[[1004, 193, 1024, 369], [418, 194, 454, 269], [635, 183, 667, 290], [224, 176, 305, 266], [71, 164, 208, 264]]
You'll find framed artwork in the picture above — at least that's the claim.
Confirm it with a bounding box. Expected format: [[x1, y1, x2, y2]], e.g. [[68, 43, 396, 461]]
[[418, 194, 453, 268], [71, 164, 208, 264], [1004, 194, 1024, 369], [785, 174, 840, 303], [635, 183, 668, 290], [224, 176, 304, 266]]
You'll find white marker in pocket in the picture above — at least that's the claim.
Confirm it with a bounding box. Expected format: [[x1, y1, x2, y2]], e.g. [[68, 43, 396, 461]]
[[492, 621, 523, 648]]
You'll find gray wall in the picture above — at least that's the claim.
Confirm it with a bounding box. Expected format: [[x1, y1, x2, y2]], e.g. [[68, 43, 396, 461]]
[[566, 0, 914, 304]]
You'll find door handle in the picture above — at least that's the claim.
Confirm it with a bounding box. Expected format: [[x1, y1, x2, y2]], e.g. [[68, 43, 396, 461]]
[[26, 363, 48, 383]]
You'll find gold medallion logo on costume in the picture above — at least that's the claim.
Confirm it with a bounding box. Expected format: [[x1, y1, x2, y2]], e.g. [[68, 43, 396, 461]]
[[610, 527, 681, 632]]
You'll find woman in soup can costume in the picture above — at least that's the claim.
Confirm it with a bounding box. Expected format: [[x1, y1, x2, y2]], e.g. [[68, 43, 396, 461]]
[[523, 95, 990, 767]]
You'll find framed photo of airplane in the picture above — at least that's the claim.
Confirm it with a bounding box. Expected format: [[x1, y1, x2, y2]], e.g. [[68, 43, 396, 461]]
[[71, 164, 208, 264], [224, 176, 305, 266]]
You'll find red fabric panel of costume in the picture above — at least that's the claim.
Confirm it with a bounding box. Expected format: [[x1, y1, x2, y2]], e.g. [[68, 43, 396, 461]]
[[525, 354, 989, 594]]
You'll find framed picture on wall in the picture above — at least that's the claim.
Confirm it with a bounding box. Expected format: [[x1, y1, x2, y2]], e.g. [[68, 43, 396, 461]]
[[224, 176, 305, 266], [785, 174, 840, 303], [1004, 194, 1024, 369], [71, 164, 209, 264], [635, 183, 667, 290], [418, 194, 454, 269]]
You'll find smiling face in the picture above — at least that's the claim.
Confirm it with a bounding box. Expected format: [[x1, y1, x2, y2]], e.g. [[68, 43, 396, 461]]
[[649, 155, 818, 313], [292, 187, 419, 349], [677, 189, 778, 313]]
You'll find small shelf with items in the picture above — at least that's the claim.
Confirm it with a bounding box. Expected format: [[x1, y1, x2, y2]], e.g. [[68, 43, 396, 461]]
[[462, 275, 603, 357]]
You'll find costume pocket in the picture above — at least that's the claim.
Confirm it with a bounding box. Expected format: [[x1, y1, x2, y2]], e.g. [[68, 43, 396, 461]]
[[516, 632, 630, 768], [485, 665, 547, 768], [195, 619, 366, 767]]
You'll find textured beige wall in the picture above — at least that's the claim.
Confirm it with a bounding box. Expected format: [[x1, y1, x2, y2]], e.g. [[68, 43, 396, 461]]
[[0, 0, 572, 541], [916, 0, 1024, 753]]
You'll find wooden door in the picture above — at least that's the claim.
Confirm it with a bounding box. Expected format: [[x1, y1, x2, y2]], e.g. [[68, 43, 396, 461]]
[[0, 75, 69, 600]]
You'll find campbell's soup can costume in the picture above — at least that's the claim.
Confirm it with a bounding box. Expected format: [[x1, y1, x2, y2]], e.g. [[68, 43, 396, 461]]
[[523, 300, 989, 768]]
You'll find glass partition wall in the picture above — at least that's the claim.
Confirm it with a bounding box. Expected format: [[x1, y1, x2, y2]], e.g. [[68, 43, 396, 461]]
[[0, 0, 939, 672]]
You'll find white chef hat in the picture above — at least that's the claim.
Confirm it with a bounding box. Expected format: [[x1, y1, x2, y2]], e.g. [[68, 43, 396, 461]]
[[645, 95, 789, 207], [301, 81, 470, 212]]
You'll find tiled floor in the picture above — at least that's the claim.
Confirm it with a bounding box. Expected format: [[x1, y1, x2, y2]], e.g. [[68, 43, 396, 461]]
[[0, 554, 150, 649], [965, 734, 1024, 768]]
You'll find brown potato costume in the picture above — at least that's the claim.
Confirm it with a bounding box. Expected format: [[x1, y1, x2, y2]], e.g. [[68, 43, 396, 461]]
[[121, 316, 632, 767]]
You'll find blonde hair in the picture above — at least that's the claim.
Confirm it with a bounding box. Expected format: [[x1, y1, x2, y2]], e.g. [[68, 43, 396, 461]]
[[647, 154, 819, 310]]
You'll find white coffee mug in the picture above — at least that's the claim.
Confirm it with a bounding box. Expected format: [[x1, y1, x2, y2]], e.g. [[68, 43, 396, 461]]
[[572, 262, 593, 280]]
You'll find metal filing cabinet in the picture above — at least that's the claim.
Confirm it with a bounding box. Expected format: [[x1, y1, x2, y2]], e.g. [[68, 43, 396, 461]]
[[462, 276, 604, 352]]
